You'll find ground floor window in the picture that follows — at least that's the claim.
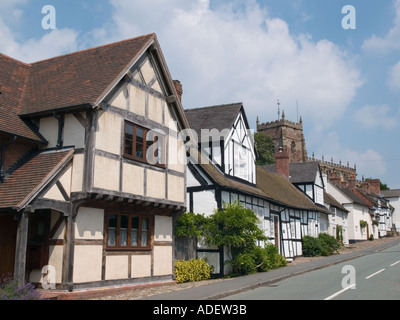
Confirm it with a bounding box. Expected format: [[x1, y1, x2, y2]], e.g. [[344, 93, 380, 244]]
[[106, 212, 151, 250]]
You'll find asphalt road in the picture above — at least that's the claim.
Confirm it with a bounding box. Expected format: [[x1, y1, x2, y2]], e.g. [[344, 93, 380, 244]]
[[223, 242, 400, 300]]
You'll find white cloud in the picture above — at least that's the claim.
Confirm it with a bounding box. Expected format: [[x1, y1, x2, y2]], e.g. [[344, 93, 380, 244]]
[[316, 132, 387, 179], [388, 60, 400, 90], [0, 2, 78, 63], [91, 0, 362, 132], [0, 20, 78, 63], [362, 0, 400, 52], [354, 105, 398, 130]]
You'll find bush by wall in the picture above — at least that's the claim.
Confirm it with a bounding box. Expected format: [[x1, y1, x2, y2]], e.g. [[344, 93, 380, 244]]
[[302, 233, 341, 257], [229, 243, 287, 276], [174, 258, 213, 284]]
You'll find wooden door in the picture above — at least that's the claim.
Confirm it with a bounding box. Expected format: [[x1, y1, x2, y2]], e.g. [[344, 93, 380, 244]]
[[0, 215, 18, 276]]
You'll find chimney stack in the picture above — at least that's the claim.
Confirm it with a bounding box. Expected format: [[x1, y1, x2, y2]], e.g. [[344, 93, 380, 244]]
[[366, 179, 381, 195], [275, 146, 290, 180], [173, 80, 183, 103]]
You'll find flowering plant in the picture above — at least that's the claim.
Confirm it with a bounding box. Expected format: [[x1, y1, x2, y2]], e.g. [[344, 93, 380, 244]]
[[0, 274, 44, 300]]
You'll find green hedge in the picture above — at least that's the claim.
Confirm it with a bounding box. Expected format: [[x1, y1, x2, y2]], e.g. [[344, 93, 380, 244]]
[[174, 259, 213, 284], [302, 233, 341, 257]]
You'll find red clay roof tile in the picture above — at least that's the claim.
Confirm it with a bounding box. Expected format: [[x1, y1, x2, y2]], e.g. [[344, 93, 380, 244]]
[[0, 148, 74, 210]]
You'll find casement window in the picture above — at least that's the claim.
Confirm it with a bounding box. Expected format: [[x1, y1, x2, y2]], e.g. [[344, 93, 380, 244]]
[[106, 212, 151, 249], [123, 121, 165, 166]]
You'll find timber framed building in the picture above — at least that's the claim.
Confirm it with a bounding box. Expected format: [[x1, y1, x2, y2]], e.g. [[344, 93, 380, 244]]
[[0, 34, 189, 291]]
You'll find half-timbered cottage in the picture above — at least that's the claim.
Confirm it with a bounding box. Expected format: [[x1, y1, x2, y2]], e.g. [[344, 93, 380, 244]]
[[0, 33, 189, 291], [184, 103, 331, 276]]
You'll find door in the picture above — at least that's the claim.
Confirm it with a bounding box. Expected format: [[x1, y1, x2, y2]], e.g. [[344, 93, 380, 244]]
[[0, 214, 18, 276]]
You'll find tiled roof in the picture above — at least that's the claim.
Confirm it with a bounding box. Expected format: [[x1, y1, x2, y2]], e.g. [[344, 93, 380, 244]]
[[262, 161, 321, 184], [324, 191, 349, 213], [0, 148, 74, 211], [382, 189, 400, 198], [20, 34, 155, 116], [0, 34, 156, 143], [185, 103, 244, 139], [195, 151, 328, 213], [256, 166, 329, 212], [0, 54, 45, 142]]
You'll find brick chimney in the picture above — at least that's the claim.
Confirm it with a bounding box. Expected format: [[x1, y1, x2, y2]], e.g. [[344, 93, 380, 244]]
[[275, 146, 290, 179], [329, 176, 342, 187], [173, 80, 183, 103], [366, 179, 381, 195], [348, 177, 356, 190]]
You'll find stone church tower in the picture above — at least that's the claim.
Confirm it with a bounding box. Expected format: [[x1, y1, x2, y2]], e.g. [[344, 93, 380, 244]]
[[257, 111, 308, 163], [257, 108, 357, 183]]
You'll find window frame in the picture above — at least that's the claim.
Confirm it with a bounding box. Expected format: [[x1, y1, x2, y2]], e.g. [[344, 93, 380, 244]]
[[105, 211, 153, 251], [123, 121, 165, 167]]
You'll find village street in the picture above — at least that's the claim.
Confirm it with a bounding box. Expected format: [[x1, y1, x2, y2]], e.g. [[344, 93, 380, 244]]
[[224, 240, 400, 300], [86, 236, 400, 301]]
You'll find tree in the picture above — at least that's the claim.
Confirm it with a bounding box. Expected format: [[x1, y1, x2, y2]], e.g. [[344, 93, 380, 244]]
[[254, 132, 275, 165]]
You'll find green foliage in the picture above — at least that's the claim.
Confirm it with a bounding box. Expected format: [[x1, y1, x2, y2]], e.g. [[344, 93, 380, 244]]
[[254, 132, 276, 165], [359, 220, 368, 229], [204, 202, 267, 249], [174, 259, 213, 284], [229, 244, 287, 276], [175, 203, 287, 277], [302, 234, 341, 257], [336, 225, 344, 243], [369, 234, 374, 241], [175, 212, 207, 238]]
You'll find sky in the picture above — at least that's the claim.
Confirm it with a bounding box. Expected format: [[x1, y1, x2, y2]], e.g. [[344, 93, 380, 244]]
[[1, 0, 400, 188]]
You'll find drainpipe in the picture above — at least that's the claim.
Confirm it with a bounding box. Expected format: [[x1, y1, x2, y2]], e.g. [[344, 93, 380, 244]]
[[0, 135, 17, 182], [53, 111, 64, 149]]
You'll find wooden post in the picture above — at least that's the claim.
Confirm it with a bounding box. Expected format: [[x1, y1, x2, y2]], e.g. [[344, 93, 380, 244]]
[[14, 211, 29, 286]]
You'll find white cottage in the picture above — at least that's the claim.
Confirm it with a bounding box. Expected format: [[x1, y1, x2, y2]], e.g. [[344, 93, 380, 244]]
[[326, 180, 376, 242], [382, 189, 400, 232]]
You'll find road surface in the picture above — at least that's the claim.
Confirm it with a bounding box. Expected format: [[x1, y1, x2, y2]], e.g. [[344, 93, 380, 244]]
[[224, 242, 400, 300]]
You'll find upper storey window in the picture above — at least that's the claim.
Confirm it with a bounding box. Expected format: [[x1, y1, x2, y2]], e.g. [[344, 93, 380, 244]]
[[123, 121, 165, 167]]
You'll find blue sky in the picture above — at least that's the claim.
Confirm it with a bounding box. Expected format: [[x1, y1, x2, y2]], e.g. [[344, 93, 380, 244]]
[[1, 0, 400, 188]]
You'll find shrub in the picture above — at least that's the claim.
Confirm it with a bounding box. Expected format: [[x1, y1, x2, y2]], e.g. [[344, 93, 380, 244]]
[[174, 259, 213, 284], [229, 244, 287, 276], [302, 234, 341, 257], [369, 234, 374, 241], [318, 233, 341, 255], [302, 235, 324, 257], [0, 274, 43, 300]]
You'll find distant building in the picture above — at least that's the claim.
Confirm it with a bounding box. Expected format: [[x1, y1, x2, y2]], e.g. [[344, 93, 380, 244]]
[[257, 113, 357, 182]]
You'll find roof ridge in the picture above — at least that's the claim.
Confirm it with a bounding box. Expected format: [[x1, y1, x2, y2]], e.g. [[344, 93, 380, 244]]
[[0, 53, 31, 67], [185, 102, 243, 112], [30, 33, 155, 65]]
